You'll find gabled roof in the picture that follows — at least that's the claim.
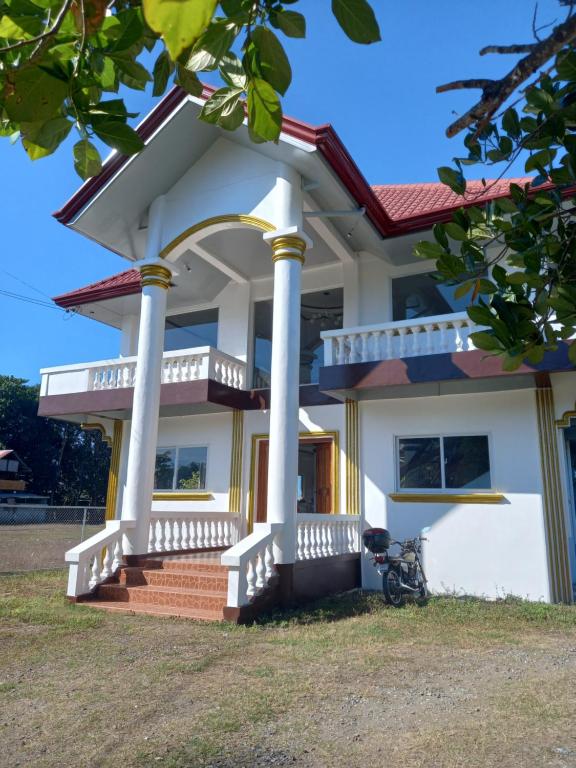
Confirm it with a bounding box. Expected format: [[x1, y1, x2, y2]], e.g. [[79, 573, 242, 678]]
[[53, 177, 539, 309]]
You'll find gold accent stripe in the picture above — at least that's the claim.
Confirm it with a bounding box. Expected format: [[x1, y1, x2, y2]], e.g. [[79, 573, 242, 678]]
[[270, 235, 307, 264], [81, 422, 112, 447], [152, 492, 214, 501], [345, 400, 360, 516], [536, 385, 572, 603], [105, 421, 123, 521], [140, 264, 172, 281], [141, 277, 170, 290], [229, 410, 244, 514], [556, 409, 576, 429], [389, 493, 505, 504], [160, 214, 276, 259]]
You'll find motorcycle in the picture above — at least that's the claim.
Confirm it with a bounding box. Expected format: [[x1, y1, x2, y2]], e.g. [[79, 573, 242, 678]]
[[362, 528, 428, 607]]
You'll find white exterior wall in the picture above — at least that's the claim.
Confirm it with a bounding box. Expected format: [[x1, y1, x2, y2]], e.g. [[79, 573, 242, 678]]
[[360, 389, 552, 602], [152, 413, 233, 513]]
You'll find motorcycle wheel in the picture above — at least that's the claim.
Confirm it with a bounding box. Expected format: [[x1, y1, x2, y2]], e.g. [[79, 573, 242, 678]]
[[383, 568, 405, 608], [416, 581, 428, 606]]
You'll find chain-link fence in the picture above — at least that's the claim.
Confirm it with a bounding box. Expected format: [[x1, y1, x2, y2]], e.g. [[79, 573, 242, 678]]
[[0, 505, 106, 572]]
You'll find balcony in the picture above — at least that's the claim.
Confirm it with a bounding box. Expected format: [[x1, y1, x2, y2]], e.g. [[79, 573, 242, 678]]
[[38, 347, 249, 419]]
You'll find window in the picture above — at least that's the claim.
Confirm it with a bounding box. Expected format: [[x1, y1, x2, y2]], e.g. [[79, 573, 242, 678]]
[[253, 288, 343, 387], [392, 273, 473, 321], [164, 309, 218, 351], [397, 435, 491, 490], [154, 446, 208, 490]]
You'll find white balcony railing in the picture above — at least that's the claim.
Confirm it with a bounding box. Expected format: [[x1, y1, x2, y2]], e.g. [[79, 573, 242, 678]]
[[296, 514, 360, 560], [148, 510, 240, 553], [321, 312, 479, 366], [40, 346, 246, 397]]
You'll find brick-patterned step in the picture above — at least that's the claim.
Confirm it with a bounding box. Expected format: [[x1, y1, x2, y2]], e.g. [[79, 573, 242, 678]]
[[158, 554, 225, 573], [98, 583, 228, 611], [87, 600, 223, 621], [121, 568, 228, 591]]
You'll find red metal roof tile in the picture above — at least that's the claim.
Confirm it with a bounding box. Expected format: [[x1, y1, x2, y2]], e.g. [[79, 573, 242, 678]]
[[53, 269, 140, 308]]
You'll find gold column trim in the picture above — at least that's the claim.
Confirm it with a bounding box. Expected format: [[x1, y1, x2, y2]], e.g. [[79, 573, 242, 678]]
[[536, 384, 572, 603], [247, 430, 340, 533], [270, 235, 307, 264], [229, 410, 244, 515], [556, 409, 576, 429], [345, 399, 360, 516], [105, 421, 123, 521], [160, 214, 276, 259], [81, 422, 112, 447], [139, 264, 172, 290], [389, 493, 505, 504], [152, 492, 214, 501]]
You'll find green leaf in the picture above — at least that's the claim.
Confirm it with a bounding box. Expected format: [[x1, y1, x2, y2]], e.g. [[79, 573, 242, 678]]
[[247, 78, 282, 142], [200, 86, 243, 124], [251, 26, 292, 96], [467, 305, 495, 326], [477, 279, 498, 295], [331, 0, 380, 44], [501, 354, 524, 372], [91, 119, 144, 155], [219, 53, 247, 89], [453, 281, 474, 300], [107, 9, 144, 52], [495, 196, 517, 214], [152, 50, 173, 96], [413, 240, 445, 260], [556, 51, 576, 82], [275, 10, 306, 38], [20, 117, 72, 157], [568, 342, 576, 366], [186, 20, 235, 72], [143, 0, 217, 61], [469, 332, 503, 352], [73, 139, 102, 180], [219, 101, 244, 131], [502, 107, 521, 138], [444, 222, 468, 241], [175, 65, 202, 96], [437, 166, 466, 195], [0, 13, 43, 39], [3, 67, 68, 123], [112, 56, 152, 90]]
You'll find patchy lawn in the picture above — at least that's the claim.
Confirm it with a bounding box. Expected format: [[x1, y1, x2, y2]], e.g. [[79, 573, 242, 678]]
[[0, 525, 103, 572], [1, 571, 576, 768]]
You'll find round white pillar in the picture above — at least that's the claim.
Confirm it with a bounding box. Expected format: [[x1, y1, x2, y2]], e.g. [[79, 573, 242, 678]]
[[121, 261, 173, 555], [264, 235, 307, 564]]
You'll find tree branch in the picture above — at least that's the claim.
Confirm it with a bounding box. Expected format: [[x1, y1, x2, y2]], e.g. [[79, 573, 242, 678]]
[[0, 0, 73, 56], [438, 12, 576, 137], [479, 44, 537, 55], [437, 78, 495, 93]]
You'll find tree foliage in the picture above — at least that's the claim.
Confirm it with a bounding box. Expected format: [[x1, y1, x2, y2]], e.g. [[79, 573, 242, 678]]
[[0, 0, 380, 178], [0, 375, 110, 504], [415, 2, 576, 369]]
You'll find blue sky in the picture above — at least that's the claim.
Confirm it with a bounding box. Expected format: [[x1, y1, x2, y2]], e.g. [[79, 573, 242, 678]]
[[1, 0, 561, 382]]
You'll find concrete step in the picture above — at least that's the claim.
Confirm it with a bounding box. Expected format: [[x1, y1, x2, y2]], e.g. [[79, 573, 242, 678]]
[[141, 569, 228, 591], [158, 553, 226, 573], [87, 600, 223, 621], [97, 583, 228, 611]]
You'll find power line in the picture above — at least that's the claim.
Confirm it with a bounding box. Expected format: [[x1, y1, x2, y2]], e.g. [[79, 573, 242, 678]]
[[0, 268, 53, 301], [0, 288, 66, 312]]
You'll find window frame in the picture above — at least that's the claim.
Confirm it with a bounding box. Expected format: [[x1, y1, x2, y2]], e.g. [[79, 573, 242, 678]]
[[154, 444, 209, 491], [395, 432, 493, 492], [163, 306, 220, 352]]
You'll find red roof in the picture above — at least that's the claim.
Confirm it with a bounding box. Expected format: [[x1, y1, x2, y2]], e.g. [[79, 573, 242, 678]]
[[372, 178, 532, 223], [54, 177, 542, 309], [0, 450, 13, 460], [54, 269, 140, 308]]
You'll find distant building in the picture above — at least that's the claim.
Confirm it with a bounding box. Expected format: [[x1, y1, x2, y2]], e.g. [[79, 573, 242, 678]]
[[0, 450, 48, 505]]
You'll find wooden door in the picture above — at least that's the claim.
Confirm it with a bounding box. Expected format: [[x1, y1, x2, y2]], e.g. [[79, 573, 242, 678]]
[[315, 441, 332, 514], [256, 440, 269, 523]]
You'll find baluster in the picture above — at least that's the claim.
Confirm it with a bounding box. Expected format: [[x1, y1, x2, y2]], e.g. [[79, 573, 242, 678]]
[[114, 367, 122, 389], [172, 519, 181, 551], [348, 334, 359, 363], [411, 325, 421, 356], [112, 538, 123, 571], [180, 520, 189, 550], [209, 520, 217, 547], [360, 333, 370, 363], [327, 524, 334, 556], [264, 543, 274, 581], [237, 367, 245, 390], [217, 520, 224, 547], [398, 327, 408, 357], [337, 337, 346, 365], [193, 356, 201, 379], [297, 525, 304, 560], [461, 320, 473, 350], [204, 520, 211, 548], [164, 519, 173, 551], [438, 322, 449, 352], [91, 368, 99, 390], [384, 329, 394, 360], [89, 554, 101, 589], [335, 522, 344, 555], [321, 525, 329, 557], [246, 558, 257, 597], [155, 520, 165, 552], [371, 331, 382, 361], [190, 519, 198, 550], [303, 522, 311, 559], [453, 320, 465, 352], [424, 323, 435, 355], [214, 359, 221, 383], [312, 524, 320, 558], [255, 550, 266, 590], [101, 545, 113, 579], [148, 521, 155, 553]]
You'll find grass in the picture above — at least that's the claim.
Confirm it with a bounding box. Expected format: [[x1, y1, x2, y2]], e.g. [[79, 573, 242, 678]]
[[2, 570, 576, 768], [0, 524, 104, 572]]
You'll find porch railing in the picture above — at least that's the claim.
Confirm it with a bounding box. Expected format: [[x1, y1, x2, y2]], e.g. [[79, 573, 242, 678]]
[[148, 511, 240, 553], [40, 346, 246, 396], [296, 514, 360, 560], [322, 311, 479, 366], [221, 523, 281, 608], [65, 519, 135, 597]]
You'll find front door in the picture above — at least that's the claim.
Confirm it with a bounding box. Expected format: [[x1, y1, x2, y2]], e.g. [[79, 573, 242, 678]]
[[563, 426, 576, 584], [255, 436, 335, 523]]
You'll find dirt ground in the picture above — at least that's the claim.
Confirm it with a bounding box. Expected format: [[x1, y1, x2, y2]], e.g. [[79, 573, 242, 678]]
[[0, 525, 103, 572], [1, 570, 576, 768]]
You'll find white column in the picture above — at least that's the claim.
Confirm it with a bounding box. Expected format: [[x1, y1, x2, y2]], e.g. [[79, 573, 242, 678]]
[[121, 260, 174, 555], [263, 234, 309, 564]]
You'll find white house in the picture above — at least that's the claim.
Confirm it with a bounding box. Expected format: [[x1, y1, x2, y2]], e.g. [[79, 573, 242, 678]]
[[39, 84, 576, 620]]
